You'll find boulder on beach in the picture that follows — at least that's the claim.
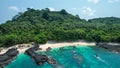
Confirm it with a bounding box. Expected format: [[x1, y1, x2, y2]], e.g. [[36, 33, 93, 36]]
[[46, 47, 52, 51]]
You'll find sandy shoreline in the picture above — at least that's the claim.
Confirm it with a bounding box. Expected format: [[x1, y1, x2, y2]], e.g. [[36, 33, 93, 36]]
[[40, 41, 95, 51], [0, 41, 95, 54]]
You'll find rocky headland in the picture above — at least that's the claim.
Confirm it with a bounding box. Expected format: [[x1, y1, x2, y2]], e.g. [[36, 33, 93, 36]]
[[25, 43, 56, 65], [96, 43, 120, 53], [0, 48, 18, 68]]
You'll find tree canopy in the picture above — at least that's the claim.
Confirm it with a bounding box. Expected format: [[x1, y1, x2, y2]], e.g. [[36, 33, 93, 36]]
[[0, 8, 120, 47]]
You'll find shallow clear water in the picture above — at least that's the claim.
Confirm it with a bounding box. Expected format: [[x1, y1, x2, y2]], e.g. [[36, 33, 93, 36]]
[[5, 46, 120, 68]]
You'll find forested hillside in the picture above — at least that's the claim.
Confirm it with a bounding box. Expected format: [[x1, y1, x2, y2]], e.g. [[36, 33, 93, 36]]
[[0, 8, 120, 47]]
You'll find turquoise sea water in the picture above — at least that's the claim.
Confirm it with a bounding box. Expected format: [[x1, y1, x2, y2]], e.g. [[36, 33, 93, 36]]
[[5, 46, 120, 68]]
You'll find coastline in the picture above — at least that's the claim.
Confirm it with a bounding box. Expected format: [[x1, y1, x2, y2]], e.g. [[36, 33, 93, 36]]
[[40, 41, 95, 51], [0, 44, 32, 55], [0, 41, 95, 54]]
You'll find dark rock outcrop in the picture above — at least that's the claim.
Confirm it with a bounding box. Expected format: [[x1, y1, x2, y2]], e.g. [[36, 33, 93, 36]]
[[25, 43, 56, 65], [0, 48, 19, 68], [46, 47, 52, 52], [96, 43, 120, 53]]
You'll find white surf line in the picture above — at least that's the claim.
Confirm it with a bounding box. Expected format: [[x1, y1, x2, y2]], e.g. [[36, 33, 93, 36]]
[[94, 55, 109, 65]]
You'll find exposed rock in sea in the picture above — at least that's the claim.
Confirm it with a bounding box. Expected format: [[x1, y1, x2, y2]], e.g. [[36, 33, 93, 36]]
[[47, 57, 56, 64], [0, 48, 19, 68], [46, 47, 52, 52], [96, 43, 120, 53], [25, 43, 56, 66]]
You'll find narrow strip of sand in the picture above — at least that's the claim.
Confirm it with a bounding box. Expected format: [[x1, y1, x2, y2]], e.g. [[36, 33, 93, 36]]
[[0, 41, 95, 54], [40, 41, 95, 51]]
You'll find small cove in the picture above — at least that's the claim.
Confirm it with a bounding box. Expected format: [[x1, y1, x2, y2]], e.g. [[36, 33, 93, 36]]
[[5, 45, 120, 68]]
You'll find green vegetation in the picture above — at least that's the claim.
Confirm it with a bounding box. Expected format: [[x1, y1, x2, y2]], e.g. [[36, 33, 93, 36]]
[[0, 8, 120, 47]]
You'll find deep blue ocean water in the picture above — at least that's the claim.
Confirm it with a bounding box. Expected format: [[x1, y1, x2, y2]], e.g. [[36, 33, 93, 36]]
[[5, 46, 120, 68]]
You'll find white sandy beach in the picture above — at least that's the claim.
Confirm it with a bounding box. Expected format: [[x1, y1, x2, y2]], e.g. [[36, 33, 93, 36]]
[[40, 41, 95, 51], [0, 41, 95, 54]]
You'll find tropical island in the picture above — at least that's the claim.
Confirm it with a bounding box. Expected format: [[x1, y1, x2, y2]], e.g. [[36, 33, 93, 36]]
[[0, 8, 120, 68], [0, 8, 120, 47]]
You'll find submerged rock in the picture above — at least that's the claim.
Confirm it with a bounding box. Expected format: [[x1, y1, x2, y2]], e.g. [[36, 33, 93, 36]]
[[47, 57, 56, 64], [73, 54, 83, 65], [0, 48, 18, 68]]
